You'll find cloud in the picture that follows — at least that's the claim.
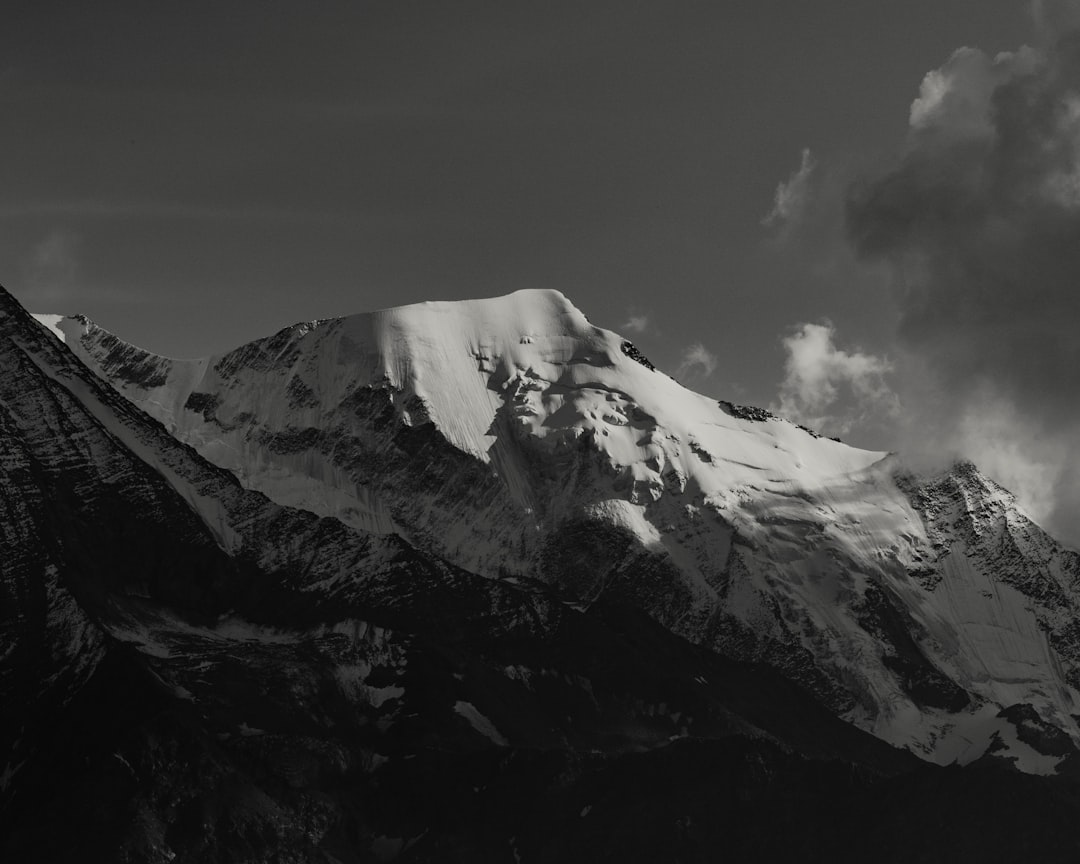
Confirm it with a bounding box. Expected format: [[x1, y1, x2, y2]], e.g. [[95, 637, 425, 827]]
[[906, 47, 1030, 140], [771, 322, 898, 435], [675, 342, 717, 379], [621, 313, 649, 334], [762, 148, 816, 228], [845, 1, 1080, 544], [952, 385, 1074, 527]]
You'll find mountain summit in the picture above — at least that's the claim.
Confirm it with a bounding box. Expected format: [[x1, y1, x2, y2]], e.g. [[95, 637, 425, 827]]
[[3, 282, 985, 861], [37, 288, 1080, 772]]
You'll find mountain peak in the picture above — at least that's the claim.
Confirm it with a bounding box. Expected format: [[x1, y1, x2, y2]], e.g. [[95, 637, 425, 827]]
[[26, 286, 1080, 773]]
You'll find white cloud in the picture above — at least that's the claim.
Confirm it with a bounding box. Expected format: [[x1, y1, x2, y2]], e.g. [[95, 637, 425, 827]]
[[907, 45, 1036, 142], [772, 322, 898, 434], [953, 389, 1068, 526], [893, 373, 1080, 543], [621, 314, 649, 334], [762, 148, 816, 227], [675, 343, 717, 379], [910, 47, 991, 136]]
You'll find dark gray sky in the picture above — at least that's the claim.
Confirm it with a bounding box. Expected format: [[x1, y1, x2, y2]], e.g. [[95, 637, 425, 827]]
[[8, 1, 1080, 541], [2, 1, 1024, 363]]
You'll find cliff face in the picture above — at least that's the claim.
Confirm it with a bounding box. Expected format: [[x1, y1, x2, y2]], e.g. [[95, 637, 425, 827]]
[[43, 290, 1080, 769]]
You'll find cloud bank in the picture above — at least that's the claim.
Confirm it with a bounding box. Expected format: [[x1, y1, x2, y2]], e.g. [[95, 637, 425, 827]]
[[846, 1, 1080, 542]]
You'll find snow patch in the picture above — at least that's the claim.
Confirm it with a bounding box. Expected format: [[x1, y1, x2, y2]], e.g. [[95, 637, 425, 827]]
[[453, 700, 509, 746], [30, 313, 67, 343]]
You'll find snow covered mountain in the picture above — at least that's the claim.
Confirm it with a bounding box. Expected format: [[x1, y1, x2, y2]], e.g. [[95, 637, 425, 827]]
[[40, 288, 1080, 773], [1, 283, 945, 861]]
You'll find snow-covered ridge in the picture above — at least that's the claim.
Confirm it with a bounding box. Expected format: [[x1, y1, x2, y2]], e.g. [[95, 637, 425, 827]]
[[42, 290, 886, 532], [43, 288, 1080, 772]]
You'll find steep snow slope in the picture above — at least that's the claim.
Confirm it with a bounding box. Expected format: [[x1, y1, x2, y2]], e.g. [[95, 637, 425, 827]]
[[37, 292, 890, 571], [41, 290, 1080, 770]]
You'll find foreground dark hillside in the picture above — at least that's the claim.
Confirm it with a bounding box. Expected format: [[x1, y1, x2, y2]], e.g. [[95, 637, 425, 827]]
[[7, 642, 1080, 863]]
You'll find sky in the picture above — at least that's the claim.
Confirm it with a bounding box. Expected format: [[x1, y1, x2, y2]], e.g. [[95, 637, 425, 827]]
[[4, 1, 1079, 544]]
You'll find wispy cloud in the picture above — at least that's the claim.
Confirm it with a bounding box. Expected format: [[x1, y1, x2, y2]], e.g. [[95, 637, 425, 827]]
[[675, 342, 718, 379], [762, 148, 816, 228], [621, 313, 650, 334]]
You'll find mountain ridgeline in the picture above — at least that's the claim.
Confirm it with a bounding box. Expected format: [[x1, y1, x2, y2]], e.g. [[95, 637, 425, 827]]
[[4, 286, 1080, 861]]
